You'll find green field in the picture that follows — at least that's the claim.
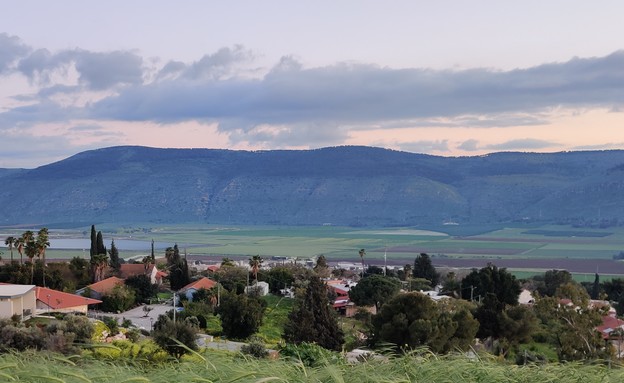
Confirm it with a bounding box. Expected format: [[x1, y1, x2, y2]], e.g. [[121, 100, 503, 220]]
[[5, 223, 624, 275]]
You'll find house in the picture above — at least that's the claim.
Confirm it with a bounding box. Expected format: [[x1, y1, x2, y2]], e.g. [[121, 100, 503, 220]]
[[245, 281, 269, 296], [179, 277, 217, 301], [519, 289, 535, 305], [76, 276, 125, 299], [119, 263, 165, 285], [36, 287, 101, 314], [0, 284, 37, 320]]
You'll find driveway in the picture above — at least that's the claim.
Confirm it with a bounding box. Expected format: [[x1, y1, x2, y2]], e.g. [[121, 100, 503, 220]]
[[90, 303, 175, 330]]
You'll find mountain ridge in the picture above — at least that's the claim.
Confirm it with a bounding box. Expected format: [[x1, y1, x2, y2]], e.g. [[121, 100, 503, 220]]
[[1, 146, 623, 228]]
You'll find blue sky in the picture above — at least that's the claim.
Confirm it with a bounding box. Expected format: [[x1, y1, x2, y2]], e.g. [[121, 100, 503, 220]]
[[1, 1, 624, 167]]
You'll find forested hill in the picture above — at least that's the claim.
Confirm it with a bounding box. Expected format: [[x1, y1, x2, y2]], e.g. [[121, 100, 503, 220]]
[[1, 146, 624, 227]]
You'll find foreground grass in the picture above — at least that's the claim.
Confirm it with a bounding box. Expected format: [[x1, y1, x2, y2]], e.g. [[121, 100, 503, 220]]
[[3, 349, 624, 383]]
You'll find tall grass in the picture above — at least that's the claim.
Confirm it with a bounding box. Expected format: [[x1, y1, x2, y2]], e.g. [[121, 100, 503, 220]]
[[2, 349, 624, 382]]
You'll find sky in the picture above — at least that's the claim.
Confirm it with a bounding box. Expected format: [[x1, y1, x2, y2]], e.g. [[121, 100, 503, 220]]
[[1, 1, 624, 168]]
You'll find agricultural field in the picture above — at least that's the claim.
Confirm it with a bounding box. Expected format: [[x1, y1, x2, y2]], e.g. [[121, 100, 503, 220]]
[[3, 223, 624, 277]]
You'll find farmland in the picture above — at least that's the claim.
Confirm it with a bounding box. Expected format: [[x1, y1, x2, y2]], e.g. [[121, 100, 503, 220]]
[[5, 223, 624, 277]]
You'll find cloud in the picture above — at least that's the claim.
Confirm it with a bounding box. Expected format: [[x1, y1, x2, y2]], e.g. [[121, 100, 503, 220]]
[[0, 33, 30, 74], [398, 140, 450, 153], [572, 142, 624, 151], [89, 51, 624, 129], [485, 138, 558, 151], [15, 47, 144, 90], [71, 50, 144, 90], [457, 139, 480, 151]]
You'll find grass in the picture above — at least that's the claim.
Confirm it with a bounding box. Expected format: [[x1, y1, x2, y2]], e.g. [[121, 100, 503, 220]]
[[2, 348, 624, 382], [256, 295, 294, 344]]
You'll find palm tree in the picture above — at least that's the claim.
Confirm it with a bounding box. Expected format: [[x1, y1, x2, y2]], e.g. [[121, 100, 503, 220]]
[[249, 255, 263, 282], [24, 238, 37, 284], [4, 236, 16, 263], [15, 237, 24, 264], [358, 248, 366, 278], [36, 228, 50, 286], [90, 253, 109, 283]]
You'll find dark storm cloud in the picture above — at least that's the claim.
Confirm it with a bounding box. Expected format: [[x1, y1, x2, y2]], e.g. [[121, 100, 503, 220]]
[[485, 139, 558, 151]]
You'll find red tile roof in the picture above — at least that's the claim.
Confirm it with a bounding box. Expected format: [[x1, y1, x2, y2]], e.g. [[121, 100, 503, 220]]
[[36, 287, 101, 309], [88, 276, 125, 295], [119, 263, 154, 278], [597, 315, 624, 339], [181, 277, 217, 292]]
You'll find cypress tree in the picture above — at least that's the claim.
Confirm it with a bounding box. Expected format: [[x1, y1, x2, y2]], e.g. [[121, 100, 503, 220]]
[[109, 239, 121, 272], [96, 231, 106, 255], [283, 276, 344, 351], [90, 225, 97, 257]]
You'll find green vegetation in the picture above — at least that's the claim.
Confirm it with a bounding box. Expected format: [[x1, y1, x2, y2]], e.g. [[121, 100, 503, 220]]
[[257, 295, 294, 344], [2, 349, 624, 383]]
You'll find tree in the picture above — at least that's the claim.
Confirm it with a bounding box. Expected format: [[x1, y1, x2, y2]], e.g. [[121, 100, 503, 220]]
[[220, 257, 235, 267], [150, 239, 155, 263], [371, 292, 478, 353], [69, 256, 90, 288], [22, 231, 37, 284], [460, 263, 520, 306], [249, 255, 263, 282], [166, 244, 190, 291], [538, 269, 573, 297], [125, 274, 157, 304], [348, 275, 401, 311], [108, 239, 121, 272], [100, 285, 136, 312], [413, 253, 439, 287], [152, 314, 198, 359], [591, 273, 601, 300], [358, 249, 366, 278], [216, 291, 266, 339], [15, 237, 24, 264], [265, 266, 295, 294], [283, 276, 344, 351], [313, 255, 330, 278], [89, 225, 97, 257], [36, 228, 50, 286], [90, 253, 108, 283], [96, 231, 106, 256], [534, 282, 611, 361], [4, 236, 16, 263]]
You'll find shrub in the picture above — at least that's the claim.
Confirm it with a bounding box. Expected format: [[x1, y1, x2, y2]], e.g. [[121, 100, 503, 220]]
[[102, 316, 119, 335], [279, 342, 339, 367], [152, 315, 198, 359], [240, 337, 269, 358]]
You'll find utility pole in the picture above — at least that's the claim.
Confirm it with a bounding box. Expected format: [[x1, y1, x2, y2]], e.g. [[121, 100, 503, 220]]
[[173, 293, 177, 323], [383, 248, 387, 277]]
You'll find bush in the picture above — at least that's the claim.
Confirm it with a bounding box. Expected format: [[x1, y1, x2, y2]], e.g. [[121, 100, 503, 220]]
[[240, 337, 269, 358], [102, 316, 120, 335], [152, 315, 198, 359], [279, 342, 340, 367]]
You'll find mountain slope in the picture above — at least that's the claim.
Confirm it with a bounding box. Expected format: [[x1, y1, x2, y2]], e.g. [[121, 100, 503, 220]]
[[1, 146, 623, 227]]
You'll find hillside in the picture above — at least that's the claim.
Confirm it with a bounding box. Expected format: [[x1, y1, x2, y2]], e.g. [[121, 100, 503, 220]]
[[1, 146, 624, 227]]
